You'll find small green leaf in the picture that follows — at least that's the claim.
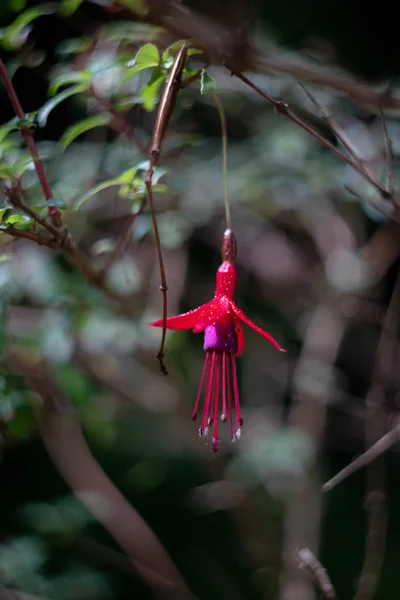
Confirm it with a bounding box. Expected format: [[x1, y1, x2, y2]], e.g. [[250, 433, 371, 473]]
[[56, 37, 92, 57], [4, 213, 34, 230], [152, 183, 168, 193], [0, 164, 16, 180], [141, 69, 165, 111], [59, 0, 83, 16], [104, 22, 157, 44], [74, 179, 119, 211], [48, 71, 91, 96], [0, 207, 12, 223], [117, 0, 148, 16], [0, 4, 57, 50], [123, 43, 160, 82], [187, 47, 203, 57], [117, 167, 138, 184], [200, 69, 217, 95], [37, 85, 86, 128], [59, 114, 111, 152], [48, 197, 66, 209]]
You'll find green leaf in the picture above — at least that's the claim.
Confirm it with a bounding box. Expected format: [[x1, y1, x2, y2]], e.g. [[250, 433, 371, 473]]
[[0, 4, 57, 50], [74, 165, 146, 210], [48, 70, 91, 96], [152, 183, 168, 193], [141, 69, 165, 111], [0, 164, 16, 180], [200, 69, 217, 95], [48, 197, 66, 209], [123, 42, 160, 82], [104, 22, 158, 44], [37, 85, 87, 128], [127, 42, 159, 68], [59, 114, 111, 152], [3, 213, 34, 230], [56, 37, 92, 57], [116, 167, 138, 184], [74, 179, 119, 211], [117, 0, 148, 16], [59, 0, 83, 16], [0, 207, 12, 223], [9, 0, 27, 11]]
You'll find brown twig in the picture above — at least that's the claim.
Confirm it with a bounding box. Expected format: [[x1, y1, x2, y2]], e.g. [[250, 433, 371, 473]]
[[281, 303, 346, 599], [88, 85, 148, 155], [298, 548, 337, 600], [0, 59, 62, 227], [379, 108, 394, 196], [298, 82, 364, 164], [352, 267, 400, 600], [4, 348, 190, 599], [323, 424, 400, 492], [145, 42, 188, 375], [255, 52, 400, 110], [226, 66, 395, 205], [0, 226, 60, 248]]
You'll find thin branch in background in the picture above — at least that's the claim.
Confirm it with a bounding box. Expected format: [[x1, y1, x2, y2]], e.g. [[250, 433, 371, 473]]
[[98, 203, 145, 284], [352, 267, 400, 600], [145, 42, 188, 375], [4, 348, 190, 600], [0, 225, 60, 249], [298, 82, 364, 164], [280, 303, 346, 600], [226, 66, 396, 208], [0, 58, 62, 227], [379, 108, 394, 195], [323, 423, 400, 492], [88, 85, 148, 155], [298, 548, 337, 600]]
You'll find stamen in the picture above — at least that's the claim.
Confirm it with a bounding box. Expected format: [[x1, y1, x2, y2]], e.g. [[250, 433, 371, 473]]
[[221, 351, 227, 422], [227, 353, 234, 441], [201, 352, 215, 433], [192, 353, 209, 420], [212, 438, 220, 453], [231, 354, 243, 431], [212, 352, 221, 451]]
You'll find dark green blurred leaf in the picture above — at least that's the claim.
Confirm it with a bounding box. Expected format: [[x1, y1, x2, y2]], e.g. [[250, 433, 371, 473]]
[[0, 4, 57, 50], [37, 85, 87, 128], [74, 178, 119, 210], [59, 0, 83, 16], [9, 0, 27, 11], [56, 37, 93, 56], [59, 114, 111, 152], [48, 71, 92, 96], [118, 0, 148, 16]]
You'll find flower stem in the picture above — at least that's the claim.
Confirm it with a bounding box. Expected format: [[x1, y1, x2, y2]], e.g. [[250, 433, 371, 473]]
[[211, 90, 231, 230]]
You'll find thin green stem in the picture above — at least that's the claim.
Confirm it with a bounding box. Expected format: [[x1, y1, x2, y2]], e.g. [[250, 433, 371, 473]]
[[211, 91, 231, 230]]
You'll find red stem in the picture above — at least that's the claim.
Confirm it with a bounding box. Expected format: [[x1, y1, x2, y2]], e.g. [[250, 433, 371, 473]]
[[0, 58, 60, 221]]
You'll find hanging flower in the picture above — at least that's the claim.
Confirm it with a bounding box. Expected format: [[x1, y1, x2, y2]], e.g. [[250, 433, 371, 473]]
[[149, 230, 285, 451]]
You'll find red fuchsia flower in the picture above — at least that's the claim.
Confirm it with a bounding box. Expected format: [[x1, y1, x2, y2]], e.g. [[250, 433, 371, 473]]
[[149, 230, 285, 452]]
